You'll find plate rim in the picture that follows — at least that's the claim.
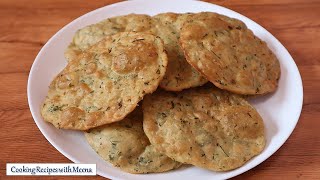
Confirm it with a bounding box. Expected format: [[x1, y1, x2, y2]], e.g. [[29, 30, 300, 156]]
[[27, 0, 304, 179]]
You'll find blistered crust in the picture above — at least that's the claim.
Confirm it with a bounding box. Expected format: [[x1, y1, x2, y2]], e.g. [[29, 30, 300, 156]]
[[41, 32, 168, 130], [65, 14, 154, 61], [66, 13, 207, 91], [180, 12, 280, 95], [85, 108, 181, 174], [143, 86, 265, 171], [153, 13, 207, 91]]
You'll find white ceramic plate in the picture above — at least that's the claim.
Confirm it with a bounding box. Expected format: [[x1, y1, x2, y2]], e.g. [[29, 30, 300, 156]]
[[27, 0, 303, 179]]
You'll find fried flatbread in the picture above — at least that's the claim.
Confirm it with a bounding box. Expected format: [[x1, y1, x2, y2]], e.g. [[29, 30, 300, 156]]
[[179, 12, 280, 95], [41, 32, 168, 130], [143, 86, 265, 171], [66, 13, 207, 91], [85, 108, 181, 174], [153, 13, 207, 91], [65, 14, 154, 61]]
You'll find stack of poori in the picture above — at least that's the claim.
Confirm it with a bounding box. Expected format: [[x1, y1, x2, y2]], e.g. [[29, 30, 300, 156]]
[[41, 12, 280, 173]]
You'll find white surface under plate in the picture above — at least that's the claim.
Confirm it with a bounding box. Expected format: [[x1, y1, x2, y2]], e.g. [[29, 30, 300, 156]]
[[27, 0, 303, 179]]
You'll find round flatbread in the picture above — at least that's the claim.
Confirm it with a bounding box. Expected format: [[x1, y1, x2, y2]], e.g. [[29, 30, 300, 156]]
[[85, 108, 181, 174], [179, 12, 280, 95], [143, 86, 265, 171], [153, 13, 207, 91], [66, 13, 207, 92], [41, 32, 168, 130], [65, 14, 154, 61]]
